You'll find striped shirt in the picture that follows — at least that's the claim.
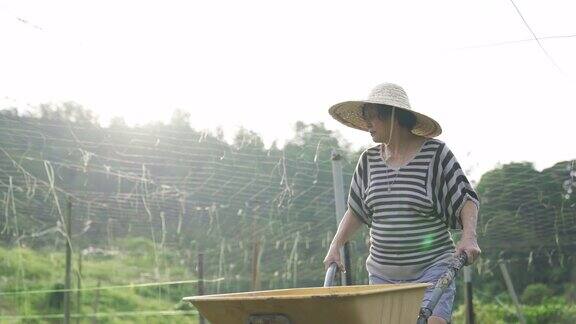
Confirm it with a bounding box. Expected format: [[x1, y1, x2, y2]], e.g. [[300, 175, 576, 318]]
[[348, 138, 480, 280]]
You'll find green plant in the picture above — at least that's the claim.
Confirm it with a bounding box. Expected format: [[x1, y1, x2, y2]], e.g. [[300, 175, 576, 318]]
[[523, 298, 575, 324], [564, 283, 576, 304], [522, 283, 553, 305]]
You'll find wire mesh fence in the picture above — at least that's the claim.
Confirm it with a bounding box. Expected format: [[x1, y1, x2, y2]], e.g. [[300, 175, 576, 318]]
[[0, 105, 574, 322]]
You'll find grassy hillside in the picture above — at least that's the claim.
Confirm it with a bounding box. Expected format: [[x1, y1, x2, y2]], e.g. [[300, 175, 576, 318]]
[[0, 240, 199, 323], [2, 242, 576, 323]]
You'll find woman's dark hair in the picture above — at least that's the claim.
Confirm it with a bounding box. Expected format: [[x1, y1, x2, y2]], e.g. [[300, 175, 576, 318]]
[[362, 104, 417, 130]]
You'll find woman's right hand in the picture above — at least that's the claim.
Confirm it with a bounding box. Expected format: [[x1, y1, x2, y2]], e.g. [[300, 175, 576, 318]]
[[323, 243, 344, 271], [323, 208, 362, 272]]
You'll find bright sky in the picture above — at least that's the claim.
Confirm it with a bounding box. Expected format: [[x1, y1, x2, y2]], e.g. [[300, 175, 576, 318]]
[[1, 0, 575, 181]]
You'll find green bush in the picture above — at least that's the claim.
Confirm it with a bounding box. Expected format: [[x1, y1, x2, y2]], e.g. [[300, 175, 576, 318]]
[[524, 298, 576, 324], [454, 299, 576, 324], [564, 283, 576, 304], [453, 300, 510, 324], [0, 247, 54, 281], [47, 283, 65, 310], [522, 283, 553, 305], [117, 237, 156, 258]]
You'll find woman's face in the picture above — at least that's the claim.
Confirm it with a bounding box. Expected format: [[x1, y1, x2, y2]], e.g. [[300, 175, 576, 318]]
[[363, 105, 393, 143]]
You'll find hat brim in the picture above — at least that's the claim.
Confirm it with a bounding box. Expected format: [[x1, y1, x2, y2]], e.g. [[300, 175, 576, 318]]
[[328, 101, 442, 138]]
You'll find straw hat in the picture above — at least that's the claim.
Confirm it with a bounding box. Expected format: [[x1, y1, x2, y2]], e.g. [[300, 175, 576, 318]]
[[328, 83, 442, 138]]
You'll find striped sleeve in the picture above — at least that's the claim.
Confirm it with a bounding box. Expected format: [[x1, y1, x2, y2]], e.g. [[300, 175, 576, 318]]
[[348, 150, 372, 226], [431, 143, 480, 230]]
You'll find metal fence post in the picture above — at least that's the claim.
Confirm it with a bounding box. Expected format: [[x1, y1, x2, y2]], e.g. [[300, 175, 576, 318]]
[[197, 251, 205, 324], [499, 261, 526, 324], [64, 197, 73, 324], [464, 266, 475, 324], [331, 150, 352, 285]]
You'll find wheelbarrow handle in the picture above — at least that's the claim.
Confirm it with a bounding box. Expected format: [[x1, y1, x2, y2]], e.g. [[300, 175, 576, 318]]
[[323, 262, 338, 287], [416, 253, 468, 324]]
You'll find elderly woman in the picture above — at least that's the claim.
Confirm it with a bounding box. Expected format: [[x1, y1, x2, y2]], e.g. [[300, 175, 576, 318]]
[[324, 83, 480, 324]]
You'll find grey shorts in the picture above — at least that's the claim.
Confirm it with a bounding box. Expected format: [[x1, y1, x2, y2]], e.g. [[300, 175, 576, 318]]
[[368, 262, 456, 322]]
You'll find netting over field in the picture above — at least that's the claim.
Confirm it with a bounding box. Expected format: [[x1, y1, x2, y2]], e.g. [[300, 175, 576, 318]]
[[0, 106, 574, 321]]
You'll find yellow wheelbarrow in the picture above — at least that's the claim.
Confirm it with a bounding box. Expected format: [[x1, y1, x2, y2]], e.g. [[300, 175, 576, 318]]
[[183, 254, 466, 324]]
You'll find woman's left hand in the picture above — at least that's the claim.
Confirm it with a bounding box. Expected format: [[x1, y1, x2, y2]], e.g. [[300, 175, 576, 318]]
[[455, 235, 481, 265]]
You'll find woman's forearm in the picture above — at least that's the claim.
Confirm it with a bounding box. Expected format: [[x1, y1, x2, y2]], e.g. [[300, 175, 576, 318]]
[[460, 200, 479, 239], [331, 207, 364, 247], [455, 199, 481, 264]]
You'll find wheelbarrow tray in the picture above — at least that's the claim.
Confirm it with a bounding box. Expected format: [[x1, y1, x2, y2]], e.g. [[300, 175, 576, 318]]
[[184, 283, 429, 324]]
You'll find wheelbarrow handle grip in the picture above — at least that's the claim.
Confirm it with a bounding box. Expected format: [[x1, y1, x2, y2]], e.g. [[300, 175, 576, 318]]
[[416, 252, 468, 324], [323, 262, 338, 287], [455, 252, 468, 268]]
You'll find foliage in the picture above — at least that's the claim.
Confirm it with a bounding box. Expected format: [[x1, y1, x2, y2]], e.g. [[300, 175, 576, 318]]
[[522, 299, 576, 324], [564, 283, 576, 304], [522, 283, 554, 305], [0, 245, 197, 323], [475, 160, 576, 295], [453, 298, 576, 324]]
